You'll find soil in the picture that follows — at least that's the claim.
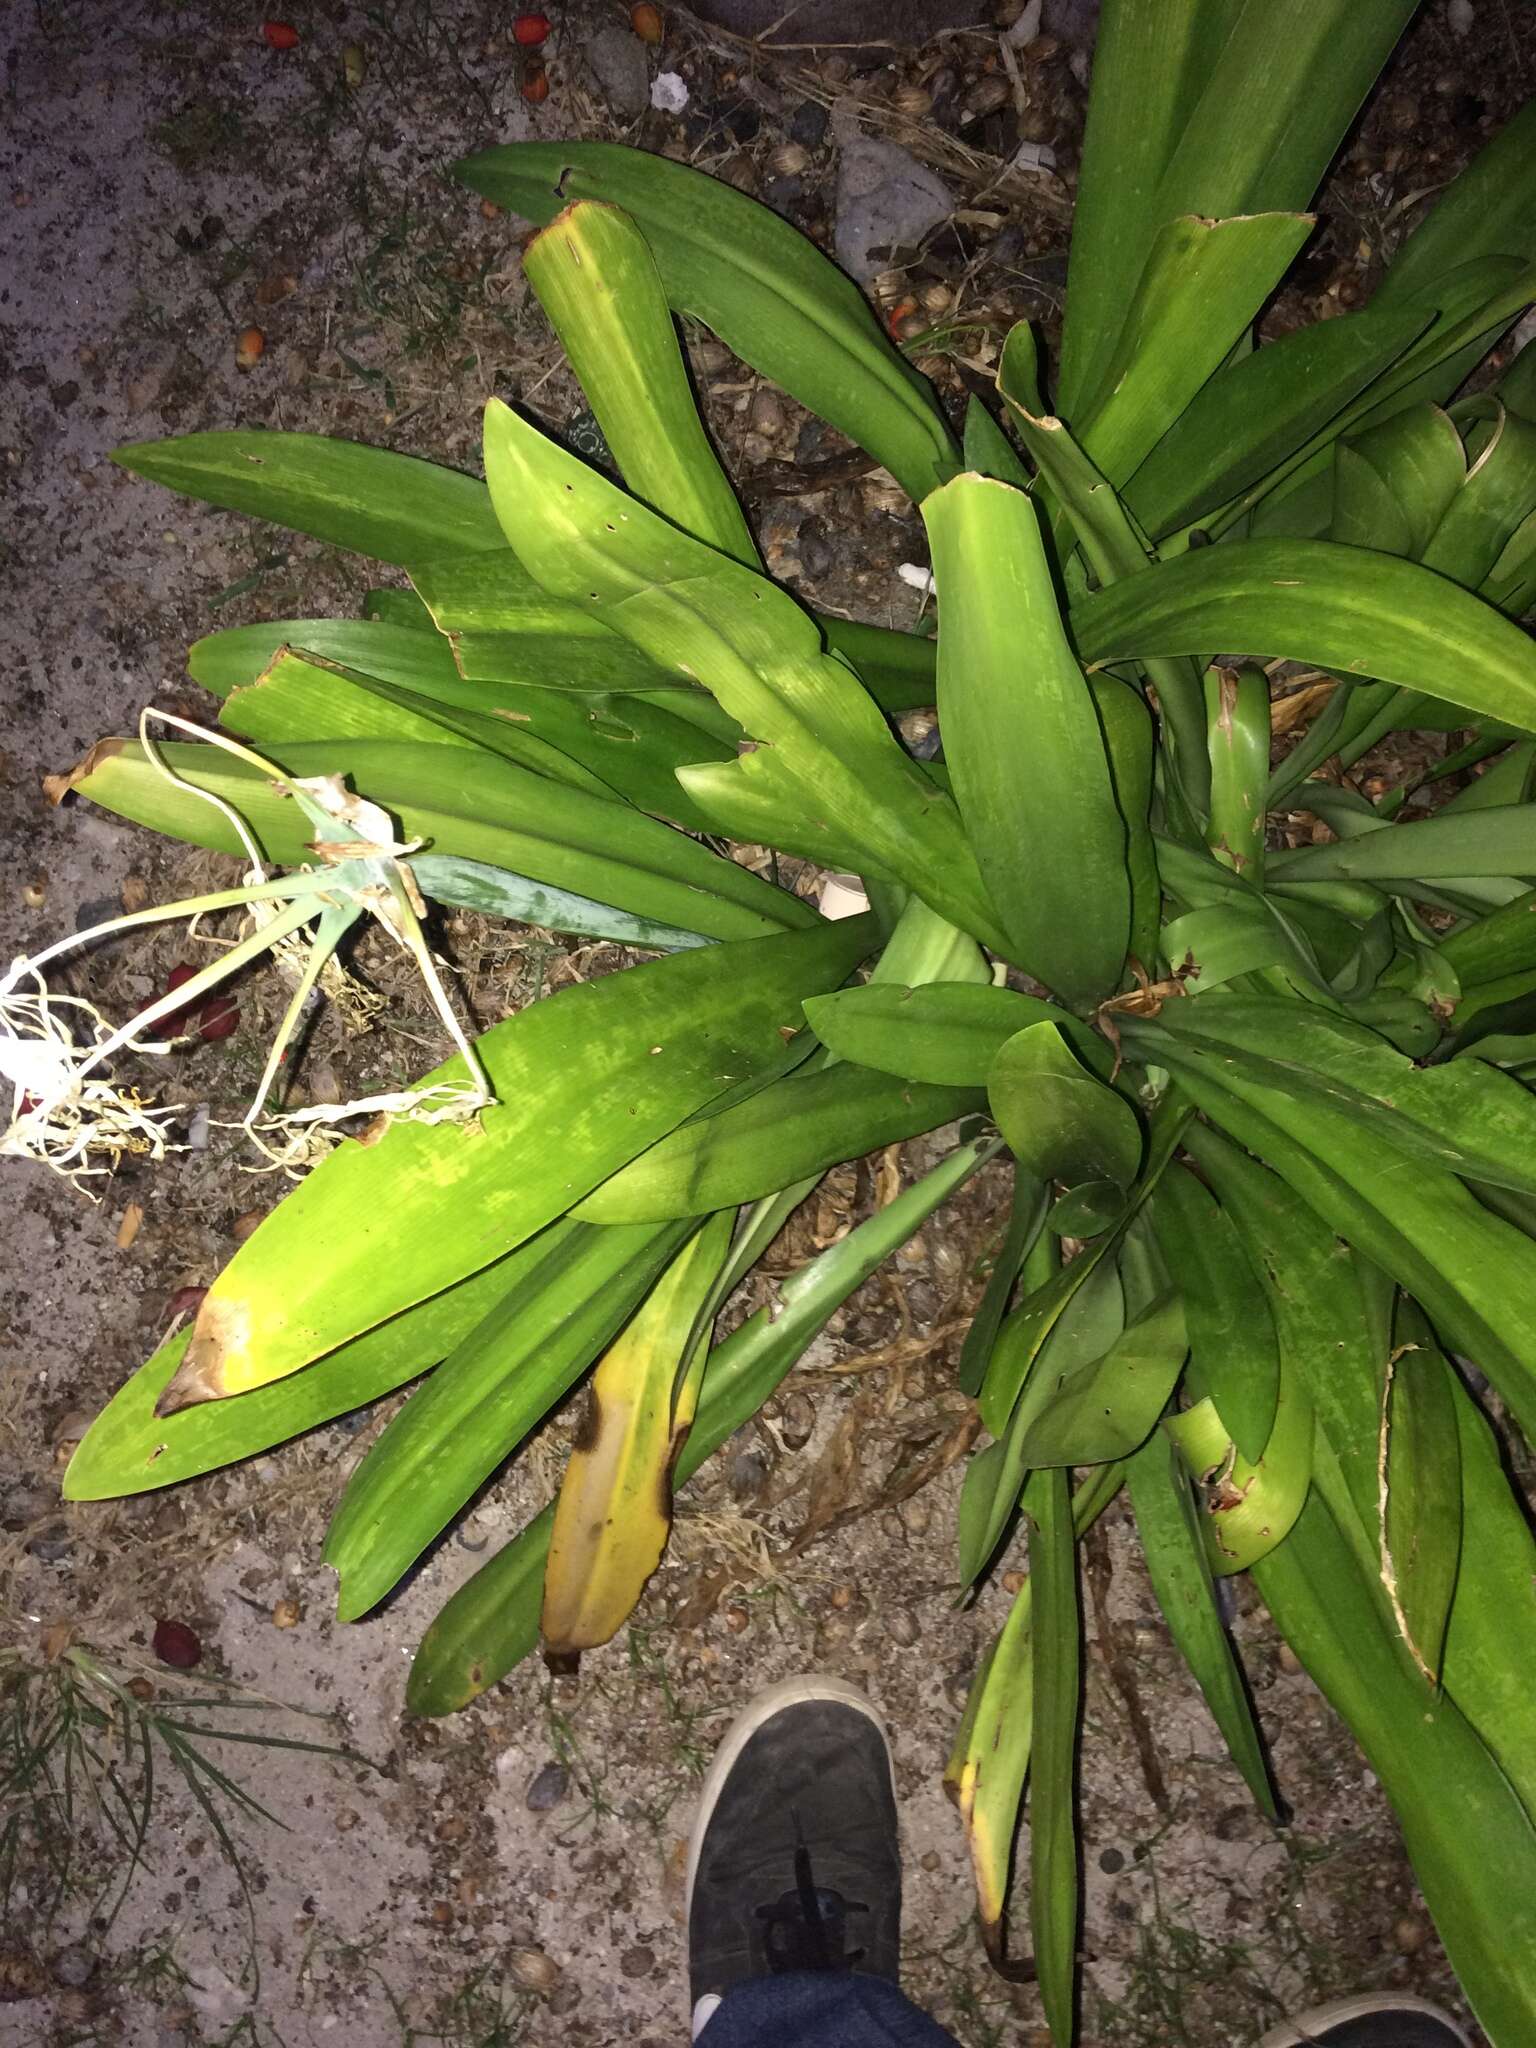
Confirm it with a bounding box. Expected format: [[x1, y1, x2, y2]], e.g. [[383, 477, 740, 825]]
[[2, 2, 1533, 2045]]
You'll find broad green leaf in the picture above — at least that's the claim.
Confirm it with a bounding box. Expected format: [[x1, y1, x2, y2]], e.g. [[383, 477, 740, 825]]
[[1253, 1490, 1536, 2048], [1126, 1431, 1278, 1819], [923, 472, 1129, 1002], [1071, 538, 1536, 737], [1046, 1180, 1126, 1239], [1438, 885, 1536, 986], [523, 202, 757, 566], [980, 1095, 1189, 1434], [407, 1135, 995, 1713], [1140, 995, 1536, 1198], [1055, 0, 1231, 414], [409, 854, 714, 952], [995, 339, 1209, 821], [1373, 99, 1536, 314], [1443, 1374, 1536, 1821], [959, 1242, 1123, 1583], [219, 646, 616, 799], [1027, 1466, 1080, 2048], [113, 430, 505, 564], [1124, 304, 1429, 539], [803, 981, 1110, 1087], [1332, 405, 1465, 559], [1005, 1290, 1187, 1470], [149, 913, 875, 1408], [1424, 397, 1536, 591], [363, 586, 436, 629], [481, 398, 1003, 950], [960, 393, 1032, 488], [1380, 1306, 1463, 1688], [988, 1023, 1143, 1190], [191, 619, 471, 699], [62, 1247, 537, 1499], [1183, 1122, 1381, 1539], [455, 142, 958, 505], [201, 630, 740, 831], [322, 1220, 687, 1620], [1075, 213, 1313, 489], [412, 547, 942, 723], [1152, 1038, 1536, 1441], [541, 1213, 734, 1659], [957, 1171, 1049, 1400], [1163, 1381, 1312, 1577], [53, 735, 805, 946], [572, 1063, 981, 1224], [1149, 1166, 1279, 1462], [1089, 676, 1165, 968], [1205, 664, 1269, 881], [949, 1464, 1124, 1962]]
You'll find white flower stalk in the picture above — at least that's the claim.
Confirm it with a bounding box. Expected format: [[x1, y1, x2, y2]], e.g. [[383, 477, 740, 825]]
[[3, 712, 496, 1188]]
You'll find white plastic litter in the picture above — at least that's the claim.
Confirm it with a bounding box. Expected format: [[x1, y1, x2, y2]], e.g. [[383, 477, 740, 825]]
[[897, 562, 937, 595], [1010, 140, 1058, 175], [1003, 0, 1043, 44], [819, 873, 871, 921], [650, 71, 689, 112]]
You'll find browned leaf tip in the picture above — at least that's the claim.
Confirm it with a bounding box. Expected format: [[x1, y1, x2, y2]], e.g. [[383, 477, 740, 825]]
[[42, 737, 127, 806]]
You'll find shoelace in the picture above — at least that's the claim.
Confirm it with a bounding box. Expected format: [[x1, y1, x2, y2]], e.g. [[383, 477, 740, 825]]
[[756, 1834, 870, 1973]]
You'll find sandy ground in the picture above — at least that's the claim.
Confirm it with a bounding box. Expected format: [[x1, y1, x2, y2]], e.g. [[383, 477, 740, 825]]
[[2, 1, 1531, 2043]]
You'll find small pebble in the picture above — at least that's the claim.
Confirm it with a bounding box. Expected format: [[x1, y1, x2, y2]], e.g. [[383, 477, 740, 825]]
[[1394, 1914, 1430, 1954], [723, 1603, 750, 1634], [508, 1946, 562, 1992], [1277, 1642, 1304, 1676], [899, 1495, 932, 1538], [271, 1597, 302, 1629], [526, 1761, 570, 1813], [885, 1608, 919, 1647], [51, 1948, 94, 1989], [1098, 1847, 1125, 1874], [620, 1944, 655, 1980], [790, 98, 829, 146], [778, 1390, 816, 1450], [152, 1618, 201, 1670]]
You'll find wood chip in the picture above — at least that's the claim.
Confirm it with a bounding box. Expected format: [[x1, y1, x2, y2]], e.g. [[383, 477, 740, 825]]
[[115, 1201, 143, 1250]]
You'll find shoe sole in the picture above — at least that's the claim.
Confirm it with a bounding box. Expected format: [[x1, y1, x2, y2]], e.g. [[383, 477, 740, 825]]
[[684, 1674, 895, 1919], [1255, 1991, 1471, 2047]]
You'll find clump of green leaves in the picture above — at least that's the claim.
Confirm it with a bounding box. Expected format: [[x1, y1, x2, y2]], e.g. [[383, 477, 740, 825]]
[[15, 2, 1536, 2040]]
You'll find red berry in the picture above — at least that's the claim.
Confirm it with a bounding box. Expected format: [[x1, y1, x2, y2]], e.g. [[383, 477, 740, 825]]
[[262, 20, 301, 49], [197, 993, 240, 1042], [162, 963, 200, 1033], [513, 12, 551, 44], [152, 1618, 202, 1670]]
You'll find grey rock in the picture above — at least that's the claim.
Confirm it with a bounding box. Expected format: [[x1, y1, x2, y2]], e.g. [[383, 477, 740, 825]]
[[585, 28, 651, 119], [51, 1948, 95, 1988], [834, 138, 955, 283], [525, 1761, 570, 1813], [790, 99, 830, 148]]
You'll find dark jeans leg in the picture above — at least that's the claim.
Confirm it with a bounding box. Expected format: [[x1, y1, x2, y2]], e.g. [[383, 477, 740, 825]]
[[696, 1971, 962, 2047]]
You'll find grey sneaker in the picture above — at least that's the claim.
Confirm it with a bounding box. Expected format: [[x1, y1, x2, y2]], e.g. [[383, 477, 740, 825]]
[[1257, 1993, 1471, 2047], [686, 1677, 901, 2033]]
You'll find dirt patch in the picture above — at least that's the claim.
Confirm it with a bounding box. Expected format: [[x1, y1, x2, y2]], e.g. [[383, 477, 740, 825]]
[[2, 1, 1528, 2042]]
